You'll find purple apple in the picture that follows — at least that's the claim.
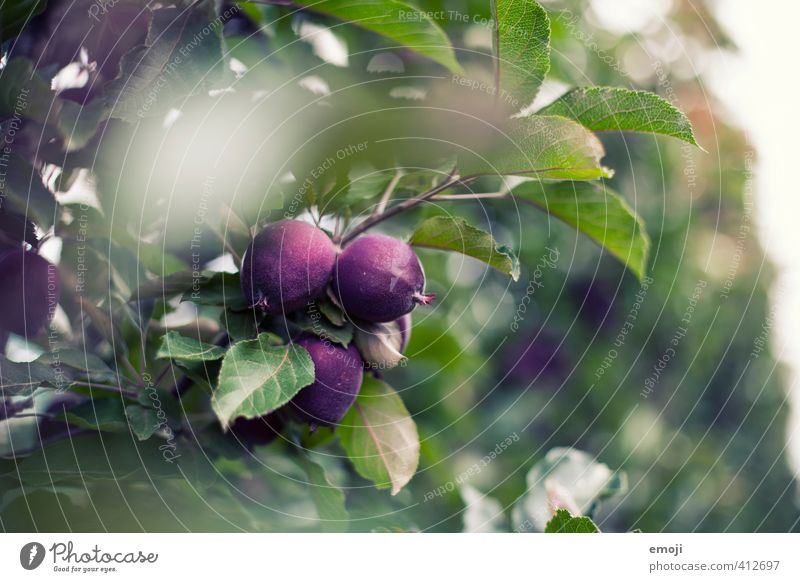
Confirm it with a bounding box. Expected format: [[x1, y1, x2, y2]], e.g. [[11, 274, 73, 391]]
[[290, 335, 364, 427], [229, 412, 284, 450], [333, 234, 434, 323], [240, 220, 336, 315], [0, 249, 59, 337]]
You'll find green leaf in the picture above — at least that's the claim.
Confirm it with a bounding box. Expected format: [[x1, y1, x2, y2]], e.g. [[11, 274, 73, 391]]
[[220, 308, 262, 342], [320, 170, 393, 215], [290, 0, 462, 74], [182, 272, 248, 310], [0, 354, 61, 396], [409, 216, 520, 281], [125, 405, 161, 441], [512, 181, 649, 280], [492, 0, 550, 111], [61, 398, 128, 433], [318, 297, 347, 327], [0, 0, 47, 42], [3, 351, 120, 397], [104, 6, 225, 121], [339, 376, 419, 495], [0, 57, 58, 124], [36, 349, 118, 384], [459, 115, 611, 180], [136, 243, 190, 277], [294, 452, 349, 532], [57, 99, 106, 152], [539, 87, 699, 146], [212, 335, 315, 429], [132, 271, 199, 301], [0, 154, 57, 230], [292, 305, 354, 347], [157, 331, 226, 362], [78, 298, 127, 355], [544, 509, 600, 533]]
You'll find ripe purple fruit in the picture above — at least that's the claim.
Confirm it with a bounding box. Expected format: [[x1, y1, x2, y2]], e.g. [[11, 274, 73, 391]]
[[290, 336, 364, 428], [229, 412, 284, 450], [0, 249, 59, 337], [240, 220, 336, 315], [333, 234, 434, 323]]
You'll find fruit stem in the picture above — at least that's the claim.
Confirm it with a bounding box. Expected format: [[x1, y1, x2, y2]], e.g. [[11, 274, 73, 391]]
[[341, 175, 478, 244], [413, 292, 436, 306]]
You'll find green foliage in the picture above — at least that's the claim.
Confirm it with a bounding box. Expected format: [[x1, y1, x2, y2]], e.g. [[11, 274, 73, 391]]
[[0, 57, 56, 124], [0, 0, 47, 42], [459, 115, 611, 180], [6, 0, 769, 535], [291, 0, 463, 74], [545, 509, 600, 533], [105, 6, 225, 121], [125, 405, 160, 441], [511, 181, 650, 280], [1, 354, 61, 395], [213, 336, 315, 428], [1, 154, 57, 230], [61, 398, 128, 432], [491, 0, 550, 111], [294, 451, 349, 532], [410, 216, 520, 281], [183, 273, 249, 310], [338, 376, 419, 495], [540, 87, 699, 146], [157, 331, 226, 362]]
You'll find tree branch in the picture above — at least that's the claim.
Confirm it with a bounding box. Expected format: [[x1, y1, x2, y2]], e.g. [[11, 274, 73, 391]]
[[432, 191, 508, 200], [341, 175, 478, 245]]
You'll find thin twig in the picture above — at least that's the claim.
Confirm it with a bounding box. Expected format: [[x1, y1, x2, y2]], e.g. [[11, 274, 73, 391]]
[[241, 0, 296, 6], [372, 171, 404, 217], [341, 175, 477, 245], [432, 192, 508, 200]]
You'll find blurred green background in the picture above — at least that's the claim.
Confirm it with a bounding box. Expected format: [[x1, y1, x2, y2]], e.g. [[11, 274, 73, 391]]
[[1, 0, 797, 532]]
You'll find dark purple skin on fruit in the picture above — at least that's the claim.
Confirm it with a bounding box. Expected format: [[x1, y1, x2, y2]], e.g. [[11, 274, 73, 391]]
[[229, 412, 284, 450], [333, 234, 434, 323], [290, 336, 364, 428], [0, 250, 59, 337], [240, 220, 336, 315]]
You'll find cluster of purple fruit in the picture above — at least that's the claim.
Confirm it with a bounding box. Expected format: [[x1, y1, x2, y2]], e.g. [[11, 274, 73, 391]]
[[235, 219, 432, 438], [0, 249, 60, 342]]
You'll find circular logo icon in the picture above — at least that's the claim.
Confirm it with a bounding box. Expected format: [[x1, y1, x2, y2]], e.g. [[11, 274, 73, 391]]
[[20, 542, 46, 570]]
